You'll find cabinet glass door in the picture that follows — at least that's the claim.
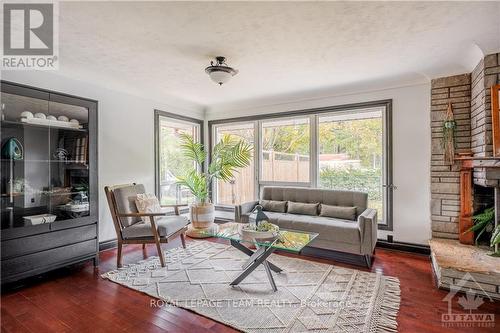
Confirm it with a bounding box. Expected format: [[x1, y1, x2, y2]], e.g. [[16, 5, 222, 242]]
[[1, 91, 91, 231], [1, 92, 51, 229], [48, 101, 90, 223]]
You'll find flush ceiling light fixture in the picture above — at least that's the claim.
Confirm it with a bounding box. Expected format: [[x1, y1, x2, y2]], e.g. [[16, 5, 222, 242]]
[[205, 56, 238, 85]]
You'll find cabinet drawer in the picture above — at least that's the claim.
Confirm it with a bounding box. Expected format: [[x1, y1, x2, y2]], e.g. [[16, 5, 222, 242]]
[[1, 218, 98, 241], [1, 224, 97, 259], [1, 239, 97, 278], [49, 216, 97, 232]]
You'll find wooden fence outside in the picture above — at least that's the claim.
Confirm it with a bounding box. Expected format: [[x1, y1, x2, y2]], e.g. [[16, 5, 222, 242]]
[[217, 151, 309, 205]]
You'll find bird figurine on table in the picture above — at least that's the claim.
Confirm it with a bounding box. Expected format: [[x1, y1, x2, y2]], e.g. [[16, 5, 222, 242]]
[[251, 205, 269, 227]]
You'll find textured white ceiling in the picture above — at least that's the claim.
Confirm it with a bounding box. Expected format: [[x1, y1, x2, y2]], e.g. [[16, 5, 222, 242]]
[[57, 1, 500, 108]]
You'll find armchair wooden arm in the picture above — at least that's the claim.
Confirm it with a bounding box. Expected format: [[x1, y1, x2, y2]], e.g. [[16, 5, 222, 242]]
[[146, 215, 164, 266], [160, 204, 189, 215], [115, 211, 178, 267], [116, 213, 170, 267], [117, 212, 168, 217]]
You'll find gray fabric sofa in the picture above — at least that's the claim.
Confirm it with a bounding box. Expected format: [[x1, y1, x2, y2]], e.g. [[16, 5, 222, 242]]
[[235, 186, 377, 266]]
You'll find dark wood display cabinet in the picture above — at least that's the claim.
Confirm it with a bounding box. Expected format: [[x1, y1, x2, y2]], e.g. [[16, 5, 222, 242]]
[[0, 81, 98, 284]]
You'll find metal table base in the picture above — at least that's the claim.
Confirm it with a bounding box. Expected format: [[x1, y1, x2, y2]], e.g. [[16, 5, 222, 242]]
[[229, 239, 283, 292]]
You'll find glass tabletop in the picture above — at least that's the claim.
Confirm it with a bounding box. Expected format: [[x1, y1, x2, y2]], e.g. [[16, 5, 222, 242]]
[[205, 222, 318, 253]]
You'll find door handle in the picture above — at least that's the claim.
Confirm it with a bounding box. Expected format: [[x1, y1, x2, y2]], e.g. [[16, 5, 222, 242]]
[[383, 184, 397, 190]]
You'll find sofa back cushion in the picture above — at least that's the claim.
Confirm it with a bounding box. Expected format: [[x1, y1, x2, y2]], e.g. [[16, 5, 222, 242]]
[[261, 186, 367, 216], [320, 204, 357, 221], [287, 201, 319, 216], [259, 200, 287, 213]]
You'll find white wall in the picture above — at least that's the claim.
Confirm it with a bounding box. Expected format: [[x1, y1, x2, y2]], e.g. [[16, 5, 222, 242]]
[[206, 83, 432, 245], [1, 70, 431, 245], [1, 71, 204, 242]]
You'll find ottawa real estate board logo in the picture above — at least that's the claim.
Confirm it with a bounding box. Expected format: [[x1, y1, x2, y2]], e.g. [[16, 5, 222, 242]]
[[2, 1, 59, 70], [442, 273, 495, 329]]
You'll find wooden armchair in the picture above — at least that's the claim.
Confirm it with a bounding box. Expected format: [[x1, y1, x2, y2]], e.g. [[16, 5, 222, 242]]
[[104, 184, 188, 268]]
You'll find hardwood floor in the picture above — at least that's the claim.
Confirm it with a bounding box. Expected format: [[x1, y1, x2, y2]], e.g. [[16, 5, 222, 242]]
[[1, 238, 499, 333]]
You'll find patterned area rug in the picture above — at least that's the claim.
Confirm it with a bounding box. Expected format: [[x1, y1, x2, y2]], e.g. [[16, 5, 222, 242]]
[[102, 241, 400, 332]]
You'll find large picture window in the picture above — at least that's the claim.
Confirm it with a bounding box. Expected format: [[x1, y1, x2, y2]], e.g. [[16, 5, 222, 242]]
[[261, 117, 310, 183], [155, 110, 202, 205], [209, 100, 393, 230], [213, 122, 256, 205]]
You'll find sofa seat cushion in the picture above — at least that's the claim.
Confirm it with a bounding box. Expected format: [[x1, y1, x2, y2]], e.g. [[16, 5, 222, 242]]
[[307, 239, 362, 255], [122, 215, 188, 239], [263, 212, 361, 244]]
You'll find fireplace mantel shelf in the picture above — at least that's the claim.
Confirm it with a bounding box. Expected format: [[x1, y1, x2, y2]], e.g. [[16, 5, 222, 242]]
[[454, 156, 500, 160], [454, 156, 500, 168]]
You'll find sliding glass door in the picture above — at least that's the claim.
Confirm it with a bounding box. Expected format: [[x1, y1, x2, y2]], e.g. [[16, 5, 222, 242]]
[[209, 100, 392, 229], [318, 108, 386, 223], [155, 111, 202, 205]]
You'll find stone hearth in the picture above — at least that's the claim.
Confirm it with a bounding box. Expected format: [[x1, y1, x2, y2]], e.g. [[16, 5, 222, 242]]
[[430, 239, 500, 300]]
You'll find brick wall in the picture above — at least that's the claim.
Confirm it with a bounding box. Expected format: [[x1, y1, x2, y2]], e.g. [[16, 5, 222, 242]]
[[430, 74, 471, 239], [471, 53, 500, 186], [430, 53, 500, 240]]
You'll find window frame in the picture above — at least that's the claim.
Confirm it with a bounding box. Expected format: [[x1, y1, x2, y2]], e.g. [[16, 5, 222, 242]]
[[207, 99, 393, 231], [154, 109, 204, 204], [211, 120, 259, 206], [316, 107, 390, 229]]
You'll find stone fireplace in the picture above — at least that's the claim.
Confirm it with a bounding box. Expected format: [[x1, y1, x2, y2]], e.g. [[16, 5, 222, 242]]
[[431, 53, 500, 239], [430, 52, 500, 299]]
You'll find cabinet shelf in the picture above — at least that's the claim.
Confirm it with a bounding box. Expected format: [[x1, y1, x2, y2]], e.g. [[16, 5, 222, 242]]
[[1, 191, 87, 198], [1, 120, 88, 132], [1, 159, 88, 164]]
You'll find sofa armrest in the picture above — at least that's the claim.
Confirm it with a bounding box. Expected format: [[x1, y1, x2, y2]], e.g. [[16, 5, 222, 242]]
[[235, 200, 259, 222], [357, 208, 378, 255]]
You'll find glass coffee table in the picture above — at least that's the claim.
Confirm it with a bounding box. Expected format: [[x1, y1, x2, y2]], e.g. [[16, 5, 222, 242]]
[[203, 222, 318, 292]]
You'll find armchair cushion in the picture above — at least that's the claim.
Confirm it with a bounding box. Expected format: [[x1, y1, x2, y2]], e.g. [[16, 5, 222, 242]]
[[113, 184, 146, 227], [121, 215, 188, 239], [135, 193, 162, 222]]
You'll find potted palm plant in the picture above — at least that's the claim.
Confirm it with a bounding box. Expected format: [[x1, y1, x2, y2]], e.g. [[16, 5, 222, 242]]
[[176, 133, 252, 237], [463, 207, 500, 257]]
